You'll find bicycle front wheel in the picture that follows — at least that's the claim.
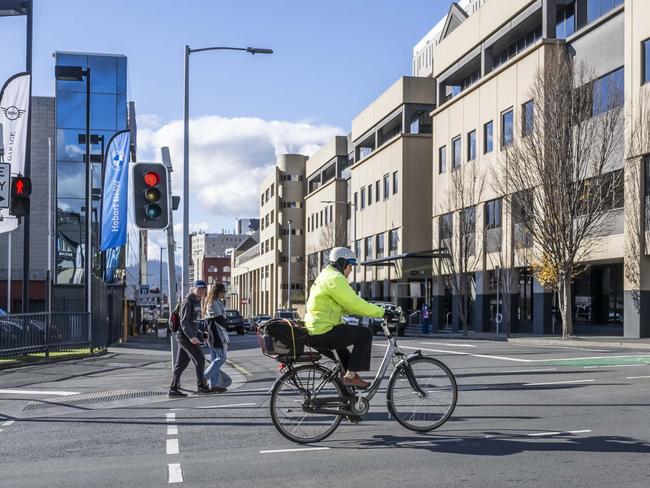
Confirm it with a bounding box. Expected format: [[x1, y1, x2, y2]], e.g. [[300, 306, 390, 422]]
[[270, 364, 344, 444], [386, 356, 457, 432]]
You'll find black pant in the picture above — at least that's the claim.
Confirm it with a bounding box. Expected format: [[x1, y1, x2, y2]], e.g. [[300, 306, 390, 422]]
[[170, 332, 205, 390], [308, 325, 373, 372]]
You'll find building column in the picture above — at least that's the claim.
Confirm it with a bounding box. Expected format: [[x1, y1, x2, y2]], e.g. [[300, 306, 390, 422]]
[[472, 271, 490, 332], [623, 157, 650, 338], [542, 0, 558, 39], [532, 278, 553, 335], [430, 277, 445, 331]]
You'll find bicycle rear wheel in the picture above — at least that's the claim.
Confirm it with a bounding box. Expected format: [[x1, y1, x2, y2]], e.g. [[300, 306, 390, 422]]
[[270, 364, 344, 443], [386, 356, 457, 432]]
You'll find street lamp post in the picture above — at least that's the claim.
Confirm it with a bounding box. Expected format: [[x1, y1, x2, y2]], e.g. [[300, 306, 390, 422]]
[[55, 65, 92, 348], [182, 45, 273, 299], [287, 219, 292, 309], [321, 199, 357, 289]]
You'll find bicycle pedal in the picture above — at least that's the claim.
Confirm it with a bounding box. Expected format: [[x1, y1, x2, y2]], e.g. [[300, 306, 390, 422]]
[[346, 415, 362, 424]]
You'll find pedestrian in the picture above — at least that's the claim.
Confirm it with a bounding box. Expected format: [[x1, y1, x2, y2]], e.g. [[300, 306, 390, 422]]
[[202, 283, 231, 393], [169, 280, 212, 397]]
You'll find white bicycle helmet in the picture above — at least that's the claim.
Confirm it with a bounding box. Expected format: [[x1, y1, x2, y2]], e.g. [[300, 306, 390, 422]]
[[329, 247, 358, 269]]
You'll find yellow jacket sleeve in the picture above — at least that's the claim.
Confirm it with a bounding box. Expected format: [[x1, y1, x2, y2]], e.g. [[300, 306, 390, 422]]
[[328, 273, 385, 318]]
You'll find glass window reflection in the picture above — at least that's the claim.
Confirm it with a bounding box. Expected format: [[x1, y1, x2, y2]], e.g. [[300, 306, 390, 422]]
[[57, 163, 85, 198], [88, 55, 117, 94], [91, 94, 117, 130], [56, 91, 86, 129]]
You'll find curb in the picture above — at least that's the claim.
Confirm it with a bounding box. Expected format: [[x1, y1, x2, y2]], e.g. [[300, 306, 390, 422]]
[[0, 349, 108, 371]]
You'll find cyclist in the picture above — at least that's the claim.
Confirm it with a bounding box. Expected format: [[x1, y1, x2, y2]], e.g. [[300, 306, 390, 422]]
[[305, 247, 385, 389]]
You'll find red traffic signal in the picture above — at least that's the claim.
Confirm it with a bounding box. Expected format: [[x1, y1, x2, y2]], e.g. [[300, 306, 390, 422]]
[[10, 175, 32, 217], [132, 163, 169, 230], [144, 171, 160, 187]]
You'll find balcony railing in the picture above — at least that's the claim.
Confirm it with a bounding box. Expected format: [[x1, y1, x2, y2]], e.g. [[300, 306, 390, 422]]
[[235, 243, 260, 267]]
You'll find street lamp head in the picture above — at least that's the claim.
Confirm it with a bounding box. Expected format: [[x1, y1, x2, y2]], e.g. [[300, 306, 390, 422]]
[[246, 47, 273, 55], [0, 0, 28, 16], [55, 65, 85, 81]]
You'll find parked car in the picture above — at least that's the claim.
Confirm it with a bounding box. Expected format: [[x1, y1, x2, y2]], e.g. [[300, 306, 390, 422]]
[[369, 302, 406, 336], [252, 314, 272, 331], [274, 309, 300, 320], [224, 310, 246, 335]]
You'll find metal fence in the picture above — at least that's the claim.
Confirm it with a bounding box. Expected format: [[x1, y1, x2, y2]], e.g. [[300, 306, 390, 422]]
[[0, 312, 91, 358]]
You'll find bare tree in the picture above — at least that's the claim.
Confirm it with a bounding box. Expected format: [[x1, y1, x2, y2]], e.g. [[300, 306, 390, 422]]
[[306, 220, 347, 290], [494, 47, 624, 339], [438, 161, 487, 335]]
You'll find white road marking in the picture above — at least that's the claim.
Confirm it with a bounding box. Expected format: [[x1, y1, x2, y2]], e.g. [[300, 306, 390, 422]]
[[626, 375, 650, 379], [227, 387, 270, 393], [166, 438, 179, 455], [1, 421, 15, 427], [399, 346, 533, 363], [396, 439, 463, 445], [498, 368, 558, 374], [196, 402, 257, 410], [524, 379, 595, 386], [260, 447, 330, 454], [168, 463, 183, 483], [583, 364, 642, 369], [423, 342, 477, 348], [486, 429, 591, 439], [519, 344, 609, 352], [543, 355, 650, 362], [0, 389, 80, 396], [167, 425, 178, 436], [166, 413, 176, 422]]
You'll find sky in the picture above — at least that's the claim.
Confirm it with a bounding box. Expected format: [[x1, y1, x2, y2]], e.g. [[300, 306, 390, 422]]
[[0, 0, 450, 271]]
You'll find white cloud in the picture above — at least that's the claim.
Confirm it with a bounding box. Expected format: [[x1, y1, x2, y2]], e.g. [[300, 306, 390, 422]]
[[137, 115, 343, 220]]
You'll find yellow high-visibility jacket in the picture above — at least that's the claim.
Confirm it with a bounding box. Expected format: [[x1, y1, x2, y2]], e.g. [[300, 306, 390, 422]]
[[304, 265, 384, 336]]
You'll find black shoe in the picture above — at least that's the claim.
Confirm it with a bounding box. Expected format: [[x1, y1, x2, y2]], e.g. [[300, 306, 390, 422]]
[[168, 389, 187, 398], [197, 384, 212, 394]]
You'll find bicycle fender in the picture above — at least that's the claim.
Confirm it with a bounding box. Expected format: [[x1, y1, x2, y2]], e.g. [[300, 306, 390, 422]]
[[388, 351, 428, 397]]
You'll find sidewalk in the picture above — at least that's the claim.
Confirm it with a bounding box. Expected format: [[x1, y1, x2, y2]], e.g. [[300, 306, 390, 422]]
[[404, 329, 650, 350]]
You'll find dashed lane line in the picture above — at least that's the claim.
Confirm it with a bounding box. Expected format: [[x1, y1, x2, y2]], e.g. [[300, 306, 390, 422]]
[[168, 463, 183, 483], [422, 342, 478, 348], [166, 438, 179, 455], [260, 447, 330, 454], [524, 379, 595, 386], [196, 402, 257, 410], [485, 429, 592, 439], [399, 345, 533, 363], [167, 425, 178, 436], [626, 375, 650, 379], [396, 439, 463, 445], [1, 421, 15, 427], [166, 413, 176, 422]]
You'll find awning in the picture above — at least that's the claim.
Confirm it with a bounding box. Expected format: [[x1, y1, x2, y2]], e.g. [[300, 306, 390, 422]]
[[360, 248, 450, 267]]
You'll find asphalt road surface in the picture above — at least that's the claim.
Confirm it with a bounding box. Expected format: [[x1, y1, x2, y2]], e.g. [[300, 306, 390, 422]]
[[1, 333, 650, 488]]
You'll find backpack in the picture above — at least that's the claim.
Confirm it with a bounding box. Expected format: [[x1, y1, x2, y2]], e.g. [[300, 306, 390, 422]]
[[258, 319, 307, 359], [169, 303, 181, 333]]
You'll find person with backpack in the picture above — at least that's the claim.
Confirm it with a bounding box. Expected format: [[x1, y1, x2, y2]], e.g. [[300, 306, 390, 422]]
[[202, 283, 231, 393], [169, 280, 212, 397]]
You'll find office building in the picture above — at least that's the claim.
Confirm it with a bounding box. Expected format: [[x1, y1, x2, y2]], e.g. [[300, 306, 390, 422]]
[[230, 154, 307, 317], [189, 231, 250, 283], [236, 218, 260, 236]]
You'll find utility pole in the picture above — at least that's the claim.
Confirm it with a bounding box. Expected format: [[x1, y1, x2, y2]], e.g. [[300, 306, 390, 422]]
[[287, 219, 292, 309]]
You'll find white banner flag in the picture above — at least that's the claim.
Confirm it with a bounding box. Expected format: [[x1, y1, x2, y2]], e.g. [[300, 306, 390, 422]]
[[0, 72, 31, 234]]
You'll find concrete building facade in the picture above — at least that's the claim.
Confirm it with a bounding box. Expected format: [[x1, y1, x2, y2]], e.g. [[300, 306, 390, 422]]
[[425, 0, 650, 337], [189, 231, 249, 283], [230, 154, 308, 317]]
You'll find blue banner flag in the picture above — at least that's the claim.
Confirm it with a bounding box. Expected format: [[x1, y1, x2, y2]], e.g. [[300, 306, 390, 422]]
[[100, 130, 130, 251]]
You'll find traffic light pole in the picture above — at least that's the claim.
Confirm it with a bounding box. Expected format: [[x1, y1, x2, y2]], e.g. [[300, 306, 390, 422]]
[[21, 0, 33, 312], [161, 146, 178, 370], [84, 69, 93, 351]]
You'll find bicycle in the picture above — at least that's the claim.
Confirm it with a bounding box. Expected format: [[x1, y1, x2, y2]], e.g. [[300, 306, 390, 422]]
[[268, 320, 458, 444]]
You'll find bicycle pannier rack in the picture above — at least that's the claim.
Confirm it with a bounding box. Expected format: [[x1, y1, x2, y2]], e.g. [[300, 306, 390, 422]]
[[258, 319, 316, 362]]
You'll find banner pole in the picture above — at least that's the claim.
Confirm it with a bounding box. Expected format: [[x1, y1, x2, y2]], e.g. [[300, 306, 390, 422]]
[[7, 233, 11, 314]]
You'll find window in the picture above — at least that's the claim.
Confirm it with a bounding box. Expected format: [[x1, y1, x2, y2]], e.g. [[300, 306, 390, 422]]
[[360, 187, 366, 209], [354, 192, 358, 211], [484, 121, 493, 153], [644, 39, 650, 85], [368, 185, 373, 205], [439, 213, 453, 242], [376, 233, 385, 258], [522, 100, 534, 137], [592, 67, 624, 116], [329, 205, 334, 223], [556, 1, 576, 39], [586, 0, 623, 25], [355, 240, 361, 259], [383, 174, 390, 200], [375, 181, 380, 202], [389, 229, 399, 255], [365, 236, 373, 260], [439, 145, 447, 173], [485, 198, 503, 229], [452, 136, 462, 169], [467, 130, 476, 161], [501, 109, 514, 148], [320, 210, 323, 226], [393, 171, 398, 194]]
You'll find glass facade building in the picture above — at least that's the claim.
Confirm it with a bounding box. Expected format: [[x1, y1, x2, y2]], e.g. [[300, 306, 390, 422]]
[[55, 52, 127, 284]]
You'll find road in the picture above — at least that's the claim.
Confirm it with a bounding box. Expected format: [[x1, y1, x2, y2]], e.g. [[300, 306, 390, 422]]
[[1, 333, 650, 487]]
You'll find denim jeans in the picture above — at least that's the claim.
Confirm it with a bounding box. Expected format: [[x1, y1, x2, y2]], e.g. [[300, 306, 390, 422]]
[[204, 346, 227, 388]]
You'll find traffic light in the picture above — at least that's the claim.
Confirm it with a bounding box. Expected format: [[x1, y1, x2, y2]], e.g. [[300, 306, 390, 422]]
[[9, 175, 31, 217], [132, 163, 169, 229]]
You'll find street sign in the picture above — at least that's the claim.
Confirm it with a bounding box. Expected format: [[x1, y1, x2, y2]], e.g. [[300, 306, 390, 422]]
[[0, 163, 10, 209], [136, 284, 160, 307]]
